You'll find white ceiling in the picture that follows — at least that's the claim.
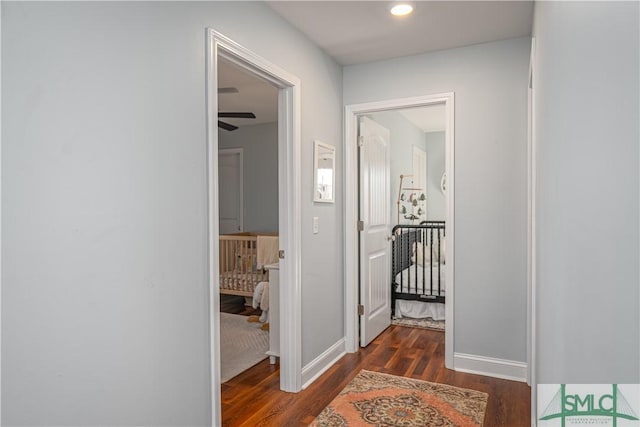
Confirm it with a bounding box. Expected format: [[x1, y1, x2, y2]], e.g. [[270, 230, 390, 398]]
[[267, 1, 533, 65], [399, 104, 446, 133], [218, 1, 533, 129], [218, 57, 278, 128]]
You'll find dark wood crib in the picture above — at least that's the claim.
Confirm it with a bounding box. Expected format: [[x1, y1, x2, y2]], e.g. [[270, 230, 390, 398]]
[[391, 221, 446, 315]]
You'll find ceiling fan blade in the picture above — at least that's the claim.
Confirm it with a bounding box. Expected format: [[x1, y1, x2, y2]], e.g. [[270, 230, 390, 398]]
[[218, 87, 239, 94], [218, 112, 256, 119], [218, 120, 238, 131]]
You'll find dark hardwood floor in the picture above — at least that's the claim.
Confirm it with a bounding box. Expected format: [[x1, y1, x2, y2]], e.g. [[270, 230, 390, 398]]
[[221, 325, 531, 426], [220, 294, 261, 316]]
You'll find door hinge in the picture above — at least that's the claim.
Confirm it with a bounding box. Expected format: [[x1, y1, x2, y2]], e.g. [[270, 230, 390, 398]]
[[357, 220, 364, 231], [278, 250, 285, 259], [358, 135, 364, 147], [358, 304, 365, 316]]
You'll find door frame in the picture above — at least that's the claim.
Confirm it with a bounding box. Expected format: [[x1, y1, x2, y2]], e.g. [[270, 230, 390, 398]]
[[206, 29, 302, 427], [527, 36, 538, 425], [218, 148, 244, 233], [344, 93, 455, 369]]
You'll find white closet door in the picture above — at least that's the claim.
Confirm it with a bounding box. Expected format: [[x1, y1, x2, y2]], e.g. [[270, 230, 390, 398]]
[[412, 146, 427, 195], [219, 149, 243, 234]]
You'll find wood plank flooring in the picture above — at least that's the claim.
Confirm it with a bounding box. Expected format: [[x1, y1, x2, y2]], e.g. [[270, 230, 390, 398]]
[[221, 325, 531, 426]]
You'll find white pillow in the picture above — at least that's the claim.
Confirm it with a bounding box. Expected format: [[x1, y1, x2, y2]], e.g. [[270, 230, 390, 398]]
[[433, 237, 446, 265], [411, 237, 445, 266], [411, 241, 431, 266]]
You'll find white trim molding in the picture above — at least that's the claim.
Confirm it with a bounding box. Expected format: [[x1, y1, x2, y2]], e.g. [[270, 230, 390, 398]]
[[344, 93, 455, 370], [527, 35, 538, 427], [301, 339, 346, 390], [206, 29, 302, 427], [0, 2, 3, 421], [454, 353, 528, 383]]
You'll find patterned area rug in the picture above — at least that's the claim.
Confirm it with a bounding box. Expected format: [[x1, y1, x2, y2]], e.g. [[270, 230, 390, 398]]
[[310, 370, 488, 427], [392, 317, 445, 331]]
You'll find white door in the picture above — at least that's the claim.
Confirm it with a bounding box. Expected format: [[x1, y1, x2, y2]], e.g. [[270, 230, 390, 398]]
[[218, 149, 243, 234], [412, 146, 427, 195], [359, 117, 392, 347], [412, 146, 427, 217]]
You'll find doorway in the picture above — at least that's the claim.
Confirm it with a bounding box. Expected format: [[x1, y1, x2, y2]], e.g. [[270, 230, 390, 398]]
[[206, 30, 302, 426], [217, 53, 279, 385], [344, 93, 455, 368]]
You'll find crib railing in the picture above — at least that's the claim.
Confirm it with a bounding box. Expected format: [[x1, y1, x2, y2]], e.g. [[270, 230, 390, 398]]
[[391, 221, 446, 306], [219, 233, 268, 296]]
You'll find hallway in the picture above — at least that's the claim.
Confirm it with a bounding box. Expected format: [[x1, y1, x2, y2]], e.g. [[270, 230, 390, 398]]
[[221, 325, 531, 426]]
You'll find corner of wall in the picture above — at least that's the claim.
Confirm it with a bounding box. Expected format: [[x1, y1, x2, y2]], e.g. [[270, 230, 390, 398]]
[[301, 338, 346, 389], [454, 352, 528, 383]]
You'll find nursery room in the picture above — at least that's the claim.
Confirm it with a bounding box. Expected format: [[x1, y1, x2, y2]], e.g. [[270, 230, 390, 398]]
[[216, 57, 280, 384], [362, 103, 448, 336]]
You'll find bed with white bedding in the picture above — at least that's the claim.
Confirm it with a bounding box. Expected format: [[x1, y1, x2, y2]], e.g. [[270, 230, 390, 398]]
[[391, 222, 446, 320], [394, 265, 446, 295], [393, 263, 445, 320]]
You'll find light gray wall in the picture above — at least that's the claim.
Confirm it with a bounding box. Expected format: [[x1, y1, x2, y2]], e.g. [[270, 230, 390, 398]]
[[367, 112, 426, 225], [2, 2, 343, 425], [533, 1, 639, 383], [219, 122, 279, 233], [425, 131, 445, 222], [345, 37, 530, 362]]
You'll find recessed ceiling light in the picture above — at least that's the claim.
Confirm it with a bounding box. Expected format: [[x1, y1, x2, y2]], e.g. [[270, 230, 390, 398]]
[[390, 3, 414, 17]]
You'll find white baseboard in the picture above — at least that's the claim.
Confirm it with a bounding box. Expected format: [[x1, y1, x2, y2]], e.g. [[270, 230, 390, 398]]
[[301, 338, 346, 389], [454, 352, 527, 383]]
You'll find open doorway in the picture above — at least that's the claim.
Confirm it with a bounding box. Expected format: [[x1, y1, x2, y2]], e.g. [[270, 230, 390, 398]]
[[361, 105, 448, 341], [344, 93, 455, 368], [216, 56, 279, 383], [206, 30, 303, 425]]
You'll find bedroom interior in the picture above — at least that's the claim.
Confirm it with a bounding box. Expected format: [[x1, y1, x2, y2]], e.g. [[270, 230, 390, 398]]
[[364, 105, 447, 334], [216, 57, 281, 385]]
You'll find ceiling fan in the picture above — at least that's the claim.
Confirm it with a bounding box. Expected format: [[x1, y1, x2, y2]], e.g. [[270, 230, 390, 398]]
[[218, 87, 256, 131]]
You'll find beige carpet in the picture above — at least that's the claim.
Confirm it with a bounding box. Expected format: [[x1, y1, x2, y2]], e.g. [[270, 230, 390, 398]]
[[220, 313, 269, 383], [311, 370, 488, 426], [392, 316, 445, 331]]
